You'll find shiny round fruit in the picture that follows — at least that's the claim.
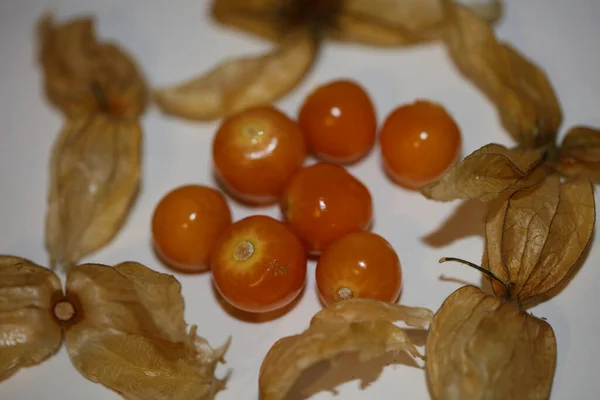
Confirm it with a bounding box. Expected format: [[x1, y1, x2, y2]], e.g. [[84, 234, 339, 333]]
[[212, 105, 307, 205], [210, 215, 307, 313], [315, 231, 402, 306], [379, 100, 462, 189], [152, 185, 232, 272], [280, 162, 373, 255], [298, 79, 377, 164]]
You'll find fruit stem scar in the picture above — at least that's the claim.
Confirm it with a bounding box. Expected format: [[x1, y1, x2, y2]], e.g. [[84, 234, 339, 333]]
[[54, 301, 75, 321], [337, 287, 354, 300], [234, 240, 254, 261]]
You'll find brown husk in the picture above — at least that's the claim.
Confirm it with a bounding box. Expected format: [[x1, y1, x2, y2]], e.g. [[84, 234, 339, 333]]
[[45, 114, 142, 270], [553, 126, 600, 183], [259, 299, 433, 400], [152, 29, 316, 121], [211, 0, 295, 43], [420, 144, 547, 201], [212, 0, 503, 47], [0, 256, 63, 381], [441, 0, 562, 147], [63, 262, 230, 400], [482, 175, 595, 305], [178, 0, 504, 122], [331, 0, 502, 47], [37, 13, 147, 118], [426, 285, 556, 400]]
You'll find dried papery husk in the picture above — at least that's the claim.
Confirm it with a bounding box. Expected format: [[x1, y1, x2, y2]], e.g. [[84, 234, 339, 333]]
[[426, 285, 556, 400], [259, 299, 433, 400], [441, 0, 562, 147], [553, 126, 600, 183], [212, 0, 503, 47], [63, 262, 230, 400], [420, 144, 547, 201], [153, 29, 317, 121], [482, 175, 595, 305], [37, 13, 148, 118], [0, 255, 64, 381], [45, 114, 142, 270], [212, 0, 311, 43], [331, 0, 502, 46]]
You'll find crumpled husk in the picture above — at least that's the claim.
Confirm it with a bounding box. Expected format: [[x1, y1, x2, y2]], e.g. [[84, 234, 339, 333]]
[[553, 126, 600, 183], [259, 298, 433, 400], [420, 144, 547, 201]]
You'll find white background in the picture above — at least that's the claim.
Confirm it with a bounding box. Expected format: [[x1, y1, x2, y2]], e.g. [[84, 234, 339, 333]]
[[1, 0, 599, 399]]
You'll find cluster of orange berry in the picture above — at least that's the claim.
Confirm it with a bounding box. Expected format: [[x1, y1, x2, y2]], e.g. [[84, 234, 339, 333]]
[[151, 79, 462, 314]]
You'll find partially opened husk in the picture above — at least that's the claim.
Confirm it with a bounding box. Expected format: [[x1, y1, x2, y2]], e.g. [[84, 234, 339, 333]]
[[63, 262, 230, 400], [0, 256, 63, 381], [259, 299, 433, 400], [421, 144, 547, 201], [153, 29, 316, 121], [1, 256, 230, 399]]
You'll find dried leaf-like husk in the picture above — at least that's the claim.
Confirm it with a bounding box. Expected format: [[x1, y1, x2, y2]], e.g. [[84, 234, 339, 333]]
[[211, 0, 285, 43], [482, 175, 595, 305], [442, 1, 562, 147], [554, 126, 600, 183], [332, 0, 502, 47], [212, 0, 502, 47], [420, 144, 546, 202], [63, 262, 229, 400], [37, 13, 148, 118], [426, 285, 556, 400], [45, 114, 142, 270], [153, 29, 316, 121], [0, 255, 63, 381], [259, 299, 433, 400]]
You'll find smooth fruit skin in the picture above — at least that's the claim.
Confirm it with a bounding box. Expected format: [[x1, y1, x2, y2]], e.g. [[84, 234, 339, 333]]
[[298, 79, 377, 164], [316, 231, 402, 306], [379, 100, 462, 190], [212, 106, 307, 205], [152, 185, 232, 272], [280, 162, 373, 255], [210, 215, 307, 313]]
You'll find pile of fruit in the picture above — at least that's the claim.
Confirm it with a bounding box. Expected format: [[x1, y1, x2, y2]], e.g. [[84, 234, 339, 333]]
[[151, 80, 462, 314]]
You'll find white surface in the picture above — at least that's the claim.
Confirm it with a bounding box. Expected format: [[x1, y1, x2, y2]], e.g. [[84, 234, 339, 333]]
[[1, 1, 599, 399]]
